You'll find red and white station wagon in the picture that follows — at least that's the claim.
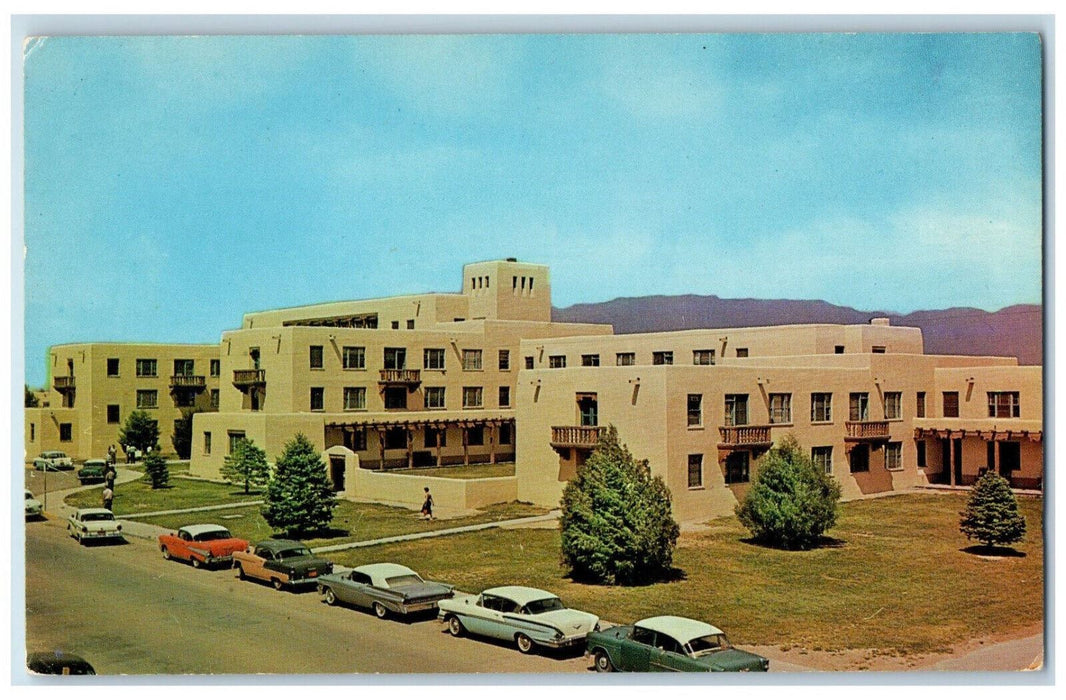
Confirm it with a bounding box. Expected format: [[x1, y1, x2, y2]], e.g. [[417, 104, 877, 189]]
[[158, 524, 249, 569]]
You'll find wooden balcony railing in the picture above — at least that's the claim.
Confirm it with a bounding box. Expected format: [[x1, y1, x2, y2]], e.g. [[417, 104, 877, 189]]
[[718, 424, 773, 448], [844, 420, 891, 441], [232, 369, 266, 389], [169, 374, 206, 390], [378, 368, 421, 385], [53, 376, 75, 392], [550, 425, 603, 449]]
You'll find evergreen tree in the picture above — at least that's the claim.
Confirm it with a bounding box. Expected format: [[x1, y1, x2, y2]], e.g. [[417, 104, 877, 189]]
[[221, 437, 270, 495], [735, 434, 842, 550], [118, 410, 160, 460], [142, 449, 170, 489], [263, 433, 337, 536], [170, 409, 200, 460], [560, 425, 680, 585], [25, 385, 39, 407], [960, 470, 1026, 549]]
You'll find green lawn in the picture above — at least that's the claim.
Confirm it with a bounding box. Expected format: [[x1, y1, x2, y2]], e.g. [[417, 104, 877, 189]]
[[328, 492, 1043, 656], [384, 463, 516, 479], [65, 476, 258, 514]]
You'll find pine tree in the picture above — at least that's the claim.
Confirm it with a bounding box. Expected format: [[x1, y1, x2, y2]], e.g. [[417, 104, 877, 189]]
[[142, 449, 169, 489], [560, 425, 680, 585], [263, 433, 337, 537], [220, 437, 270, 495], [170, 409, 200, 460], [960, 470, 1026, 549]]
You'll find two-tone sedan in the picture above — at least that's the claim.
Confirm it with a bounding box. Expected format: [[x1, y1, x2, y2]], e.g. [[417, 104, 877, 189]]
[[317, 563, 454, 618], [158, 524, 249, 569], [585, 615, 769, 672], [67, 508, 123, 545], [438, 586, 599, 655], [232, 539, 333, 591]]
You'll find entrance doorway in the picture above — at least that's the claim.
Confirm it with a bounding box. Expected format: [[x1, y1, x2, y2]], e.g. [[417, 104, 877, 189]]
[[329, 455, 346, 492]]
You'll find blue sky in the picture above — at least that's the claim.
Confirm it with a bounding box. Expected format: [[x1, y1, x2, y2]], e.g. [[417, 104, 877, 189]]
[[22, 33, 1043, 386]]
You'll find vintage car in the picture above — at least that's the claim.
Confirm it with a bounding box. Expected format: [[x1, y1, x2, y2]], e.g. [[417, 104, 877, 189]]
[[438, 585, 599, 654], [24, 490, 43, 519], [317, 562, 454, 618], [27, 651, 96, 675], [77, 459, 108, 485], [232, 539, 333, 590], [159, 524, 250, 569], [67, 508, 123, 544], [33, 450, 73, 471], [585, 615, 769, 672]]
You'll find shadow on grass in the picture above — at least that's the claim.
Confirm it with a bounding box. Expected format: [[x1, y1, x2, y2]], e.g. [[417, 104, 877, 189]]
[[227, 490, 265, 498], [961, 544, 1027, 558], [566, 565, 688, 587], [739, 535, 847, 551]]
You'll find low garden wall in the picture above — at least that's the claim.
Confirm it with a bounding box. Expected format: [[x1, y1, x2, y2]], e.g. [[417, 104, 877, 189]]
[[348, 468, 518, 512]]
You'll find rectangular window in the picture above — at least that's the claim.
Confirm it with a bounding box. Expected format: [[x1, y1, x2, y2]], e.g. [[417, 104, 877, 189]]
[[343, 387, 366, 411], [943, 392, 959, 418], [499, 386, 511, 408], [652, 351, 673, 365], [204, 432, 212, 455], [391, 321, 399, 329], [724, 452, 750, 484], [424, 427, 447, 448], [309, 345, 324, 369], [462, 349, 483, 371], [581, 354, 600, 367], [136, 358, 157, 377], [466, 426, 485, 446], [616, 352, 635, 366], [916, 392, 926, 418], [136, 390, 158, 409], [883, 392, 902, 420], [578, 395, 598, 426], [310, 387, 324, 411], [687, 454, 703, 488], [210, 359, 220, 377], [345, 428, 368, 452], [987, 391, 1020, 418], [849, 445, 870, 473], [885, 442, 903, 471], [384, 347, 407, 370], [174, 359, 195, 376], [724, 394, 749, 427], [107, 358, 120, 376], [343, 346, 366, 370], [498, 350, 510, 371], [693, 349, 715, 365], [835, 345, 845, 354], [424, 348, 446, 370], [499, 423, 513, 445], [228, 431, 246, 454], [811, 393, 833, 422], [406, 319, 415, 329], [549, 355, 567, 369], [849, 393, 870, 421], [812, 446, 833, 474], [687, 394, 702, 427], [210, 389, 219, 408], [736, 348, 749, 358], [1000, 442, 1021, 471], [107, 404, 120, 424], [917, 441, 927, 468], [30, 423, 35, 442], [174, 391, 196, 407], [872, 345, 887, 354], [424, 387, 446, 409], [384, 387, 407, 409], [769, 393, 792, 424], [463, 386, 483, 408], [524, 356, 534, 370], [59, 423, 72, 442]]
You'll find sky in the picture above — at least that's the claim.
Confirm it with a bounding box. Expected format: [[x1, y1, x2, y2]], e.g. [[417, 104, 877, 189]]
[[21, 32, 1043, 387]]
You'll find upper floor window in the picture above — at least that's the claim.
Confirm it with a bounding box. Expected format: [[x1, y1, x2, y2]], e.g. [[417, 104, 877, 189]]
[[872, 345, 887, 354], [210, 359, 220, 377], [136, 389, 158, 409], [210, 389, 219, 409], [310, 387, 324, 411], [343, 387, 366, 411], [384, 387, 407, 410], [107, 358, 120, 377], [549, 355, 567, 369], [581, 354, 600, 367], [616, 352, 635, 366], [462, 386, 484, 409], [524, 356, 534, 370], [943, 392, 960, 418], [652, 351, 673, 366], [499, 386, 511, 408], [174, 359, 195, 376], [107, 404, 120, 424], [916, 391, 926, 418], [406, 319, 415, 330], [498, 350, 510, 371], [136, 358, 157, 377], [687, 394, 702, 427], [769, 393, 792, 424], [462, 349, 483, 371], [693, 349, 715, 366], [735, 348, 749, 358], [988, 391, 1020, 418], [384, 347, 406, 370], [578, 394, 598, 426], [343, 346, 365, 370], [724, 394, 749, 426], [811, 393, 833, 422], [849, 392, 870, 421], [309, 345, 324, 369], [884, 392, 902, 420], [424, 387, 446, 409], [424, 348, 446, 370]]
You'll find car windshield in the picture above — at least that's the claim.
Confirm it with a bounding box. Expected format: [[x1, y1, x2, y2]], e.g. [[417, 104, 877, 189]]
[[385, 574, 424, 587], [195, 529, 233, 541], [686, 633, 732, 656], [277, 547, 312, 559], [82, 513, 114, 522], [523, 597, 565, 615]]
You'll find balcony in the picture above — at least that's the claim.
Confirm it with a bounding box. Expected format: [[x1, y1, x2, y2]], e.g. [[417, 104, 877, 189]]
[[169, 374, 206, 391], [232, 369, 266, 390], [53, 376, 75, 393], [718, 424, 773, 449], [550, 425, 603, 450], [378, 368, 421, 387], [844, 420, 891, 442]]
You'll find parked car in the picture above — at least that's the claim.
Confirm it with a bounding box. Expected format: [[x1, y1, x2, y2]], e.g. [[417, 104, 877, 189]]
[[438, 585, 599, 654], [317, 562, 454, 618], [585, 615, 769, 672], [33, 450, 73, 471], [232, 539, 333, 591], [159, 524, 250, 569], [77, 458, 108, 485], [67, 508, 123, 544], [27, 651, 96, 675], [24, 490, 43, 519]]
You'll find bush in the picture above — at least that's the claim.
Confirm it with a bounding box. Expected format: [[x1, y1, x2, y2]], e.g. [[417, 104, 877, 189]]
[[959, 471, 1026, 549], [221, 437, 270, 495], [119, 410, 160, 459], [560, 425, 680, 585], [142, 450, 169, 489], [263, 433, 337, 537], [735, 435, 841, 550]]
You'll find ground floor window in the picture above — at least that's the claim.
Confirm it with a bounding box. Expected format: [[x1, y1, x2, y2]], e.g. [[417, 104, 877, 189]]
[[885, 442, 902, 471], [59, 423, 72, 442], [499, 423, 512, 445], [342, 427, 367, 452], [204, 431, 212, 455], [107, 404, 120, 424], [384, 427, 408, 450], [30, 423, 35, 442], [999, 441, 1021, 472], [849, 445, 870, 473], [687, 454, 703, 488], [916, 441, 926, 468], [424, 427, 447, 449], [227, 431, 245, 454], [812, 446, 833, 474], [466, 426, 485, 446], [724, 452, 750, 484]]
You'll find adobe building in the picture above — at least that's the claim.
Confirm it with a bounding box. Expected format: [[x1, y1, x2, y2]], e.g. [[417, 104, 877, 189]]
[[25, 343, 221, 461]]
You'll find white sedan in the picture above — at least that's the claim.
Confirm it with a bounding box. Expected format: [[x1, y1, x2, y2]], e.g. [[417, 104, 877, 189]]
[[67, 508, 123, 545]]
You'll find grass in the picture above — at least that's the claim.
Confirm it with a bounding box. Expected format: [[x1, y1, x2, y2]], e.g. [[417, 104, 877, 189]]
[[65, 476, 259, 514], [328, 492, 1043, 656], [384, 463, 516, 479]]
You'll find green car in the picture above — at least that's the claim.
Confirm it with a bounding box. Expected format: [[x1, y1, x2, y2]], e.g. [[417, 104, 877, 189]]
[[77, 459, 108, 485], [586, 616, 769, 672]]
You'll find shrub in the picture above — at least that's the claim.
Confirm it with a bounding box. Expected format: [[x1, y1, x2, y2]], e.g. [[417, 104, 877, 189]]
[[959, 470, 1026, 549], [560, 425, 680, 585], [221, 437, 270, 495], [142, 449, 169, 489], [263, 433, 337, 536], [735, 434, 841, 550]]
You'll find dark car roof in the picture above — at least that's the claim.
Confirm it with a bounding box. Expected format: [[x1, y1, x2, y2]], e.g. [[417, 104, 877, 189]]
[[27, 651, 96, 675], [255, 539, 307, 552]]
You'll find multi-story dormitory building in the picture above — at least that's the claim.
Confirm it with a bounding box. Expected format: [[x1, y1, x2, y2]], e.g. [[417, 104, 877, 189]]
[[25, 260, 1042, 523]]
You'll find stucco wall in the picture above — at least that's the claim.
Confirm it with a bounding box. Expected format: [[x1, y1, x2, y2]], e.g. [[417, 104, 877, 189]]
[[349, 469, 518, 511]]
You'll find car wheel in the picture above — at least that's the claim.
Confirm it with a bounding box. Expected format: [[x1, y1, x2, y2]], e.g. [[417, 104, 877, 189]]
[[516, 633, 535, 654], [446, 615, 464, 637], [373, 602, 388, 620], [161, 546, 171, 560], [235, 564, 246, 580], [271, 578, 284, 591], [593, 650, 614, 673], [192, 557, 203, 569], [323, 587, 337, 606]]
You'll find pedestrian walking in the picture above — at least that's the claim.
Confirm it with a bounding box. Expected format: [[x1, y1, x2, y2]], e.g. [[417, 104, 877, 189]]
[[420, 486, 435, 521], [102, 485, 114, 511], [104, 464, 117, 489], [107, 444, 117, 466]]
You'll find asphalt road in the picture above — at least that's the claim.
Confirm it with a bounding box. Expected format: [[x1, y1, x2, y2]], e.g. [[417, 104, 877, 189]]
[[25, 517, 592, 676]]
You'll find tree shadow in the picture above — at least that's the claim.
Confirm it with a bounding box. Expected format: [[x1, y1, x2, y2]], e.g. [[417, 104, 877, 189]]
[[739, 535, 847, 551], [291, 526, 351, 539], [565, 565, 688, 587], [961, 544, 1027, 558]]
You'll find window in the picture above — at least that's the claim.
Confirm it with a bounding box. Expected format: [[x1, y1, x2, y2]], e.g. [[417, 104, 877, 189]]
[[849, 393, 869, 421], [524, 356, 534, 370], [343, 387, 366, 411], [228, 431, 246, 454], [423, 348, 445, 370], [249, 347, 261, 369], [499, 386, 511, 407], [917, 441, 927, 468], [581, 354, 600, 367], [384, 387, 407, 409], [466, 426, 485, 445], [210, 359, 220, 377], [835, 345, 845, 354], [391, 321, 399, 329], [849, 445, 870, 473], [462, 349, 483, 371], [343, 346, 366, 369], [30, 423, 35, 442], [736, 348, 749, 358], [463, 387, 483, 408], [174, 391, 196, 407], [616, 352, 636, 366], [384, 427, 408, 449], [107, 405, 120, 424], [384, 347, 406, 370], [988, 392, 1020, 418], [424, 387, 446, 409], [872, 345, 886, 354], [812, 446, 833, 474], [687, 394, 702, 427], [309, 345, 324, 369], [943, 392, 959, 418], [885, 442, 902, 470], [882, 392, 901, 420], [406, 319, 415, 330], [344, 428, 367, 452], [724, 394, 749, 426], [578, 395, 598, 426], [424, 427, 447, 448], [174, 359, 194, 376], [724, 452, 750, 484], [499, 423, 513, 445], [916, 392, 926, 418], [688, 454, 703, 488], [137, 390, 158, 409], [310, 387, 324, 411], [549, 355, 567, 369], [693, 349, 715, 365], [107, 358, 120, 376], [652, 351, 673, 365], [201, 432, 210, 455], [59, 423, 72, 442], [811, 393, 833, 422], [769, 393, 792, 424], [136, 359, 157, 377], [999, 442, 1021, 471], [210, 389, 219, 408], [498, 350, 510, 371]]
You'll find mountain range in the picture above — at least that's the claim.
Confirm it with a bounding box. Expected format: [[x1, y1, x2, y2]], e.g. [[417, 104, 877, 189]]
[[552, 296, 1043, 366]]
